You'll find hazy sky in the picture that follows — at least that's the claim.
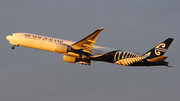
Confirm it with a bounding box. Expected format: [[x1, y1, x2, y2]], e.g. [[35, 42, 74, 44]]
[[1, 0, 180, 101]]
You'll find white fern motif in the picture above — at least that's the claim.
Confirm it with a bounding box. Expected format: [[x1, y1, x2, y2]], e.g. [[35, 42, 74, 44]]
[[114, 52, 147, 66]]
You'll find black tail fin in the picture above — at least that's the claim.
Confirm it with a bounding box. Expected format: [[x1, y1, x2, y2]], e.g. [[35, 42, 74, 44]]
[[143, 38, 174, 58]]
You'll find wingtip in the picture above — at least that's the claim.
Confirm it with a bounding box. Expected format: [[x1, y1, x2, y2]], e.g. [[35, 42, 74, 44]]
[[98, 28, 106, 30]]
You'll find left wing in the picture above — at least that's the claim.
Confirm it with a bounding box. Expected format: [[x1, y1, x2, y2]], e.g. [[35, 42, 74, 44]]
[[71, 28, 105, 50], [66, 28, 105, 65]]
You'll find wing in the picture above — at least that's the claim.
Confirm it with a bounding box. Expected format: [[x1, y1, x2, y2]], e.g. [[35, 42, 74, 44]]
[[71, 28, 105, 50], [66, 28, 105, 65]]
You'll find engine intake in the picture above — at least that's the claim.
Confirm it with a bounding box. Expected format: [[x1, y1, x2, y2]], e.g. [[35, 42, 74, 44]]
[[63, 55, 77, 63]]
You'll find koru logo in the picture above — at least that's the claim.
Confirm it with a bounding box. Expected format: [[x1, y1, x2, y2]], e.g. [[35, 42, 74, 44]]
[[155, 43, 166, 55]]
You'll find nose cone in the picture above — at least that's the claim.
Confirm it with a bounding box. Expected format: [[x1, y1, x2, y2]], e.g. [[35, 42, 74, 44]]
[[6, 35, 12, 41]]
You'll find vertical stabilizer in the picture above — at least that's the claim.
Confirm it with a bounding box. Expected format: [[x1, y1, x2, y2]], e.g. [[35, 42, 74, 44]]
[[143, 38, 174, 58]]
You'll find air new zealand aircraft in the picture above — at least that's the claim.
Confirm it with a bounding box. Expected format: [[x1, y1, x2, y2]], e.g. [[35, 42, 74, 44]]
[[6, 28, 173, 67]]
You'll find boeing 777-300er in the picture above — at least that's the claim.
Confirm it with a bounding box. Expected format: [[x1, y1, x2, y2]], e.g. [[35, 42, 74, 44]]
[[6, 28, 174, 67]]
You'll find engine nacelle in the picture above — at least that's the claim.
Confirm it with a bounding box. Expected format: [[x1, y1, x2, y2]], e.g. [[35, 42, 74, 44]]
[[55, 43, 71, 53], [63, 55, 77, 63]]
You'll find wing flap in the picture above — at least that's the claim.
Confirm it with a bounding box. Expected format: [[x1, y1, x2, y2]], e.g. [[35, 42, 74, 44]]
[[147, 55, 168, 62]]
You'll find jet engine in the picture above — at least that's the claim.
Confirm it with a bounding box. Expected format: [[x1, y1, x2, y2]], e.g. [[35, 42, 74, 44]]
[[55, 43, 72, 53], [63, 55, 77, 63]]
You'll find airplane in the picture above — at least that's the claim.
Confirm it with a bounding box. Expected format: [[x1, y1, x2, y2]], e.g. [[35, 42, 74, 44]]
[[6, 28, 174, 67]]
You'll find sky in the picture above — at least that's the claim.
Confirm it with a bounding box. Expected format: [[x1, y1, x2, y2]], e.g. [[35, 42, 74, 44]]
[[0, 0, 180, 101]]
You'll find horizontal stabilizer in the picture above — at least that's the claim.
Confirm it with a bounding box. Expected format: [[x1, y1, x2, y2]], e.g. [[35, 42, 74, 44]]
[[147, 55, 168, 62]]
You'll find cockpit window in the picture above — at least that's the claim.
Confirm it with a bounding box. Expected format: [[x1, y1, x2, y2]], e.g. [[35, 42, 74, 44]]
[[10, 34, 13, 36]]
